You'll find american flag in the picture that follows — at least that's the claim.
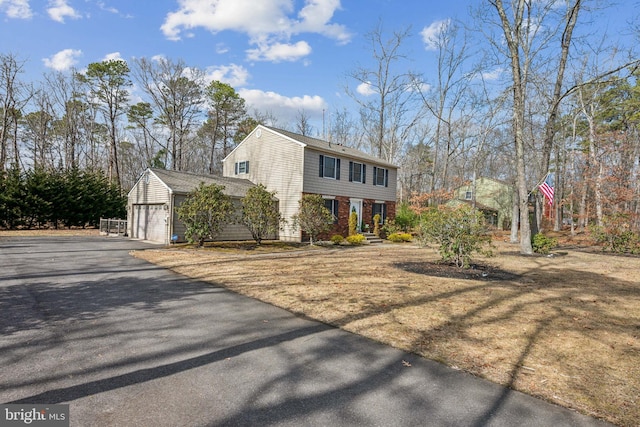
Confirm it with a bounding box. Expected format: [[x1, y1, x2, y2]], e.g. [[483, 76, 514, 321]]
[[539, 174, 554, 205]]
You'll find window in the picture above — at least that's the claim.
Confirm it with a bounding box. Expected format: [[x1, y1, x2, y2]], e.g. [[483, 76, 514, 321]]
[[235, 161, 249, 175], [349, 161, 366, 183], [465, 191, 472, 200], [323, 198, 339, 224], [319, 155, 340, 180], [372, 202, 387, 224], [373, 167, 388, 187]]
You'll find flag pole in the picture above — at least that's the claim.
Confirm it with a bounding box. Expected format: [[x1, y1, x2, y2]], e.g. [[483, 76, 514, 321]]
[[527, 172, 550, 198]]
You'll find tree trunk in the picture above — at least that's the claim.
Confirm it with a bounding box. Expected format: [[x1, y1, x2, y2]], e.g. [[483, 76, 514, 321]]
[[510, 192, 519, 243]]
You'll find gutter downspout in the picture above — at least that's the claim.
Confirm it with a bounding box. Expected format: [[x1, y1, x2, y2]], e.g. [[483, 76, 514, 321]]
[[168, 191, 174, 245]]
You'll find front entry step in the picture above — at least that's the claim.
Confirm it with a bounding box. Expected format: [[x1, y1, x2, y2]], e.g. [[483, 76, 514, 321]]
[[362, 232, 384, 244]]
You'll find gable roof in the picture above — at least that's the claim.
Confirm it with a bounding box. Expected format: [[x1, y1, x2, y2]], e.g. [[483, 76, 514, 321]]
[[149, 168, 257, 198], [263, 126, 397, 169]]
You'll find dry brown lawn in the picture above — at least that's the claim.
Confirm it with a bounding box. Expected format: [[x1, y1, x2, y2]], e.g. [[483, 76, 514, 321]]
[[131, 236, 639, 427]]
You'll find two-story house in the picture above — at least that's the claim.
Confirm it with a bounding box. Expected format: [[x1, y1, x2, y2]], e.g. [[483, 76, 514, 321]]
[[127, 125, 398, 244], [223, 125, 398, 241]]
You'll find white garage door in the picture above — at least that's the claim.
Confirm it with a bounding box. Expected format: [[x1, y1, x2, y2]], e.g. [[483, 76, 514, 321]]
[[133, 204, 167, 243]]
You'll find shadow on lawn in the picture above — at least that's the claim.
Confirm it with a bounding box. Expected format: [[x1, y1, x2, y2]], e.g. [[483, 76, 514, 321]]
[[339, 258, 637, 425]]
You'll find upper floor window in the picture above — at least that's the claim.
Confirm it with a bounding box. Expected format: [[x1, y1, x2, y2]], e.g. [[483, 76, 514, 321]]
[[373, 166, 389, 187], [235, 161, 249, 175], [465, 191, 472, 200], [319, 155, 340, 180], [349, 161, 366, 183]]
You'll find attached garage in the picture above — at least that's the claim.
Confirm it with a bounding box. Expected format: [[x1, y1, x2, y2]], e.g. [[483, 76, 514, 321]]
[[127, 168, 273, 244]]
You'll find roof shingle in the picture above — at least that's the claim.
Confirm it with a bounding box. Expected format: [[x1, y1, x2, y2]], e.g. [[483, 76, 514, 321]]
[[264, 126, 397, 169], [149, 168, 257, 198]]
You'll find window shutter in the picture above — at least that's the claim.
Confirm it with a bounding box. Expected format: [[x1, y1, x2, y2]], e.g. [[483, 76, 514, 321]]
[[384, 169, 389, 187], [363, 165, 366, 184], [336, 158, 341, 180], [373, 167, 378, 185], [319, 155, 324, 177], [349, 161, 353, 182], [245, 161, 249, 174], [234, 162, 238, 175]]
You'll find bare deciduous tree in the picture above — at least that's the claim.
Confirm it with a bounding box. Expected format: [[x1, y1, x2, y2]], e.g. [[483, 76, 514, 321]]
[[484, 0, 583, 254], [133, 57, 203, 171], [346, 22, 422, 163]]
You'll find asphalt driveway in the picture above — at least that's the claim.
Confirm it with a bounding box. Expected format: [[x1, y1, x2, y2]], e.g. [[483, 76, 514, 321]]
[[0, 236, 611, 426]]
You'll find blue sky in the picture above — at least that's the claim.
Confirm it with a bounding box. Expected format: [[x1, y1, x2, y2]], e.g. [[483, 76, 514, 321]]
[[0, 0, 637, 132]]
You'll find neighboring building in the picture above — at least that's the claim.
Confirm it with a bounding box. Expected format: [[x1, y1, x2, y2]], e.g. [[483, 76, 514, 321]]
[[127, 168, 265, 244], [448, 177, 514, 229], [223, 125, 398, 241]]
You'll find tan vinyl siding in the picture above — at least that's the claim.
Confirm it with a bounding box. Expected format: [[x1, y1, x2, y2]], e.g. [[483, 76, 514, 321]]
[[171, 196, 255, 242], [224, 128, 304, 241], [302, 148, 397, 201]]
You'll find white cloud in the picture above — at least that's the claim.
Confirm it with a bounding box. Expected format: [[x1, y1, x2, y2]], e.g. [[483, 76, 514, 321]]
[[294, 0, 350, 44], [412, 82, 431, 93], [215, 43, 229, 54], [43, 48, 82, 71], [481, 68, 503, 81], [0, 0, 32, 19], [203, 63, 250, 87], [103, 52, 123, 61], [356, 81, 376, 96], [239, 88, 326, 120], [161, 0, 351, 62], [421, 19, 450, 51], [47, 0, 81, 23], [97, 1, 118, 14], [246, 40, 311, 62]]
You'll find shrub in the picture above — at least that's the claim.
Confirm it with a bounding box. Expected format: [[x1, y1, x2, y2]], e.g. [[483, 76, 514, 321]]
[[387, 232, 412, 243], [416, 205, 492, 268], [176, 183, 234, 247], [381, 219, 402, 236], [346, 233, 366, 245], [373, 213, 381, 236], [241, 184, 283, 245], [330, 234, 345, 245], [395, 202, 419, 232], [532, 233, 558, 255], [590, 213, 640, 254], [349, 210, 358, 236], [291, 194, 333, 245]]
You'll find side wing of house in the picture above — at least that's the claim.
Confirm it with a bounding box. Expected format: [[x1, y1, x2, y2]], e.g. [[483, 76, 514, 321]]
[[223, 127, 304, 241], [171, 194, 259, 242], [127, 170, 171, 243]]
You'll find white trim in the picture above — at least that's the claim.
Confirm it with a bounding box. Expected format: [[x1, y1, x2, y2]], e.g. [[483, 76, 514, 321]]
[[127, 168, 173, 198], [349, 198, 363, 231], [262, 125, 308, 148]]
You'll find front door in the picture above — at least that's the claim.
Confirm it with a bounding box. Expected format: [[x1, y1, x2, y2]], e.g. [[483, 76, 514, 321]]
[[349, 199, 362, 232]]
